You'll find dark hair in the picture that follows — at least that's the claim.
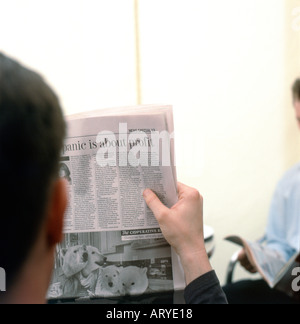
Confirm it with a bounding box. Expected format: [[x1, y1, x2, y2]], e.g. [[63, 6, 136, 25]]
[[292, 79, 300, 102], [0, 53, 66, 288]]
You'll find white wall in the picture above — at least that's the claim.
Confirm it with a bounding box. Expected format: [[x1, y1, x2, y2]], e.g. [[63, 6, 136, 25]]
[[138, 0, 299, 283], [285, 0, 300, 168], [0, 0, 137, 114], [1, 0, 299, 285]]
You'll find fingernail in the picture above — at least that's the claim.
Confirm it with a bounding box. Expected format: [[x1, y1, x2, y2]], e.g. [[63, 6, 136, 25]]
[[143, 189, 152, 197]]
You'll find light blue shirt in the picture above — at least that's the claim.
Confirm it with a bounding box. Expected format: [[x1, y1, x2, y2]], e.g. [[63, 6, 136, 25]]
[[266, 163, 300, 262]]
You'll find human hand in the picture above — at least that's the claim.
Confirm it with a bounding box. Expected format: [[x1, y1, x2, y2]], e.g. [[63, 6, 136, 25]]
[[143, 182, 212, 285], [238, 249, 257, 274]]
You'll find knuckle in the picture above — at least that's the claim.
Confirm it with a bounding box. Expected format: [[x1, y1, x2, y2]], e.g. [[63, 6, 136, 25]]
[[189, 188, 202, 201], [159, 210, 169, 220]]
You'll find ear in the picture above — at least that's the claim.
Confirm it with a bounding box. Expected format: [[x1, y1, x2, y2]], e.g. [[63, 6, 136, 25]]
[[142, 268, 148, 275], [46, 178, 68, 248]]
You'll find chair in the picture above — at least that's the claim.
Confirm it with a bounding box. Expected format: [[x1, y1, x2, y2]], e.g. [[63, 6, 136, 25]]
[[204, 225, 215, 259], [225, 250, 240, 285]]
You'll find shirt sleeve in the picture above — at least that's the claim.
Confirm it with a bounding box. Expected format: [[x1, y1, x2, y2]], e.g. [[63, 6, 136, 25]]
[[184, 270, 228, 304], [265, 181, 295, 261], [266, 184, 286, 246]]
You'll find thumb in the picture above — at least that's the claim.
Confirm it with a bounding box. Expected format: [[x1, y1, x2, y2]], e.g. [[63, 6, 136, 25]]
[[143, 189, 169, 222]]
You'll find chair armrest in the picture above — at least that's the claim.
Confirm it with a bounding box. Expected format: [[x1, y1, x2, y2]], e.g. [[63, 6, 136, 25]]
[[225, 250, 241, 285]]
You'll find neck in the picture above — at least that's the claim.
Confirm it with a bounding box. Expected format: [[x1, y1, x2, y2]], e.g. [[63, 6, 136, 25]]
[[2, 236, 55, 304]]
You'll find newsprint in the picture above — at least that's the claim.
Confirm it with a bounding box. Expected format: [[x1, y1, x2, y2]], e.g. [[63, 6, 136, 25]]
[[48, 105, 185, 301]]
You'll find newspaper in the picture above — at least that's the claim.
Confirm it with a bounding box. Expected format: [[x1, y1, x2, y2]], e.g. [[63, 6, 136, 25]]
[[225, 236, 300, 299], [48, 105, 185, 301]]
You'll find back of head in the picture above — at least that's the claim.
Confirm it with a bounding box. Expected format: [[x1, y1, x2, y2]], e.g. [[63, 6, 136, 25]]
[[0, 53, 66, 288]]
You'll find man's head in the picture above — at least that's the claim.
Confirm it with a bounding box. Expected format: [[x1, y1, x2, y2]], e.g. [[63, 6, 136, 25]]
[[0, 53, 66, 293], [292, 79, 300, 127]]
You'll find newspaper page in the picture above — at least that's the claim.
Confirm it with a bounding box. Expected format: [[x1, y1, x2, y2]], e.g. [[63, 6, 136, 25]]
[[225, 236, 295, 289], [275, 253, 300, 299], [226, 236, 300, 298], [48, 106, 185, 300]]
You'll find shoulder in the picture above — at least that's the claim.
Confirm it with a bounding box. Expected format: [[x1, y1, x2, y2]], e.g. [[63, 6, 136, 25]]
[[276, 162, 300, 193], [283, 162, 300, 178]]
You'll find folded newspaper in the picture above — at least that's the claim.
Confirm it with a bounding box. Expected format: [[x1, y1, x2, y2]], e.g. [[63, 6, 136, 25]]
[[48, 105, 185, 301], [225, 236, 300, 299]]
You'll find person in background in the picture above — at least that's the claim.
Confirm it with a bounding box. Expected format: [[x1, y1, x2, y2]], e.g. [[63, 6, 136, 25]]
[[223, 79, 300, 304], [0, 53, 227, 304]]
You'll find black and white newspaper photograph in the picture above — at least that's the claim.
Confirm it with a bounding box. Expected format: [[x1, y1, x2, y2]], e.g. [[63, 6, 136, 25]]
[[48, 231, 174, 299]]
